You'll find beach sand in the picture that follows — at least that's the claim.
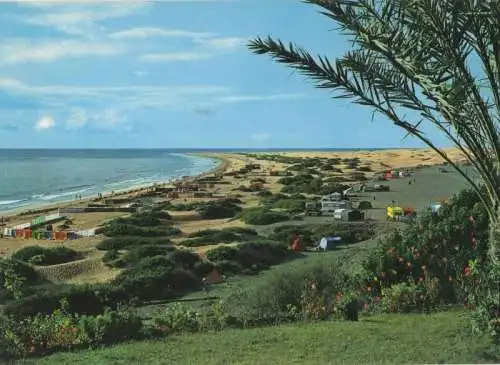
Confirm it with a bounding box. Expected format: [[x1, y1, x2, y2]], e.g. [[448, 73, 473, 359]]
[[0, 147, 467, 283]]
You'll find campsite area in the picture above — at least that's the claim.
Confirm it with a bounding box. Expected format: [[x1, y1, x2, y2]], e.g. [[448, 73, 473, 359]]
[[1, 149, 498, 364]]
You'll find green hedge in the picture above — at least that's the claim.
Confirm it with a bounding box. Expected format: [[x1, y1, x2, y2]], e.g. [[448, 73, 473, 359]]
[[96, 236, 173, 251], [179, 227, 259, 247], [11, 246, 80, 266], [240, 209, 290, 225]]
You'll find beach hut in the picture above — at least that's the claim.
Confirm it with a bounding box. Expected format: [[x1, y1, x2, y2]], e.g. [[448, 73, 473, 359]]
[[318, 236, 341, 251]]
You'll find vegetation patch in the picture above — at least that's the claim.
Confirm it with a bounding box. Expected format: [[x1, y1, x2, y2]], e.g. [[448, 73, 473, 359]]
[[205, 241, 292, 276], [96, 236, 173, 251], [240, 208, 290, 225], [12, 246, 81, 266], [179, 227, 259, 247]]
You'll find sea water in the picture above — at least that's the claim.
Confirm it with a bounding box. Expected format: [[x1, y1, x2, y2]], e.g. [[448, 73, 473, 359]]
[[0, 149, 219, 213]]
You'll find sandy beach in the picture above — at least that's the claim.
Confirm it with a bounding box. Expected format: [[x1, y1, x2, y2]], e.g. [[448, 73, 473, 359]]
[[0, 147, 466, 282]]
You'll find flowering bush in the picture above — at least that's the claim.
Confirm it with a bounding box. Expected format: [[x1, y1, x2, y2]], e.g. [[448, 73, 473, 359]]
[[363, 188, 489, 312], [0, 298, 144, 359]]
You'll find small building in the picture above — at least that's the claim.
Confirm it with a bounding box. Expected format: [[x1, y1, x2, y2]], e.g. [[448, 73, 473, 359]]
[[318, 236, 342, 251]]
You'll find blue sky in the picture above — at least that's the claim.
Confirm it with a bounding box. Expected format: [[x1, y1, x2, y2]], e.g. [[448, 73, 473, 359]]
[[0, 0, 451, 149]]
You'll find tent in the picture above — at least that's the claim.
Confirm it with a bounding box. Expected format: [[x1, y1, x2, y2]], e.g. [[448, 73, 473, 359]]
[[205, 268, 222, 284], [318, 236, 341, 251], [291, 236, 303, 252]]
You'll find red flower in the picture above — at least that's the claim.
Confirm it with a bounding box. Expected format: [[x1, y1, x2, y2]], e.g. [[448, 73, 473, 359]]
[[464, 266, 472, 276], [375, 296, 381, 302]]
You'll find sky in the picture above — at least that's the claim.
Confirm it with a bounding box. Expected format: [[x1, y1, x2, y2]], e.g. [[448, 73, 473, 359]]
[[0, 0, 452, 149]]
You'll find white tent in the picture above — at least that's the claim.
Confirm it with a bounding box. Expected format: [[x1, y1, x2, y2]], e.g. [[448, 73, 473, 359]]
[[318, 236, 341, 251]]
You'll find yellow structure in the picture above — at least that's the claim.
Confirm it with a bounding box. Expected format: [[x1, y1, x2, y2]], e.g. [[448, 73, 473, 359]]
[[386, 206, 404, 220]]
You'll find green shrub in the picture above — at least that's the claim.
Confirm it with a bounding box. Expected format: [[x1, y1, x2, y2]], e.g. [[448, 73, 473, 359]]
[[226, 260, 360, 324], [180, 227, 259, 247], [118, 245, 178, 267], [270, 199, 306, 213], [205, 241, 290, 275], [0, 258, 42, 300], [268, 225, 315, 247], [377, 280, 440, 314], [11, 246, 80, 266], [111, 256, 200, 301], [195, 200, 242, 219], [240, 209, 290, 225], [96, 236, 173, 250], [363, 188, 489, 310], [1, 306, 144, 358], [102, 249, 121, 267], [103, 223, 181, 237], [153, 303, 201, 334], [4, 284, 108, 319], [114, 210, 171, 227]]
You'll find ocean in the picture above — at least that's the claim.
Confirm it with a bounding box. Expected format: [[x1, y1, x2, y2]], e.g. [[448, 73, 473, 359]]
[[0, 149, 220, 213]]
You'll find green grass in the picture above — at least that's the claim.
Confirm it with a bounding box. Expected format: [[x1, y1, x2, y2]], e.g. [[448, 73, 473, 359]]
[[27, 310, 499, 365]]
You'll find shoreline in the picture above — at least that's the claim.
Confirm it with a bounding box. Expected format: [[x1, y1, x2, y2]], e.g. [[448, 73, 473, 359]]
[[0, 153, 227, 221]]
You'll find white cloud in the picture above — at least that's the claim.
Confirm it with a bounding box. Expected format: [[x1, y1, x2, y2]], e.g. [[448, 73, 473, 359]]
[[217, 93, 306, 103], [108, 27, 213, 40], [139, 52, 213, 62], [0, 77, 231, 110], [197, 37, 246, 49], [0, 39, 125, 64], [66, 107, 88, 129], [252, 133, 270, 142], [34, 115, 55, 131], [133, 70, 147, 77], [93, 108, 127, 128], [21, 2, 148, 37]]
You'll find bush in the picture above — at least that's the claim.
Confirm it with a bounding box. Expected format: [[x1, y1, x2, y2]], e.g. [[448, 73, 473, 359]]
[[240, 209, 290, 225], [102, 249, 121, 267], [0, 258, 42, 300], [205, 241, 291, 275], [1, 306, 144, 358], [270, 199, 305, 213], [111, 255, 200, 302], [4, 284, 108, 319], [96, 236, 173, 251], [103, 223, 181, 237], [363, 188, 489, 310], [180, 227, 259, 247], [225, 260, 360, 324], [117, 245, 178, 267], [12, 246, 80, 266], [114, 210, 171, 227], [268, 225, 315, 247], [195, 200, 242, 219]]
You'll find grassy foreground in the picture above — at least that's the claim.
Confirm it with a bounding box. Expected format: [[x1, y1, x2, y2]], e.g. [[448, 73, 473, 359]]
[[25, 310, 498, 365]]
